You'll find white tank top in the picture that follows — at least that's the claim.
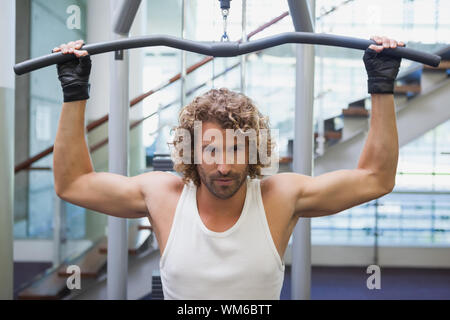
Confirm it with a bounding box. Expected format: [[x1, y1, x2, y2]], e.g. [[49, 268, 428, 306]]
[[159, 176, 285, 300]]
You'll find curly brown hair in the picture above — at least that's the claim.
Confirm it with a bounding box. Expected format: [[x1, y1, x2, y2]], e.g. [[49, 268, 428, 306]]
[[169, 88, 276, 186]]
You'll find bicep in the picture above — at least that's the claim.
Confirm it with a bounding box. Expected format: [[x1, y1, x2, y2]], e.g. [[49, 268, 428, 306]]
[[59, 171, 149, 219], [286, 169, 388, 218]]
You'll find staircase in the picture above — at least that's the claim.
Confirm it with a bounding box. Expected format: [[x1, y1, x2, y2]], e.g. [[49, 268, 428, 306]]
[[16, 220, 155, 300], [313, 46, 450, 175]]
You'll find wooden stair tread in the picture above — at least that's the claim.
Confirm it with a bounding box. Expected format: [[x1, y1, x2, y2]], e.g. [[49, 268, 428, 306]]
[[423, 60, 450, 70], [279, 156, 292, 164], [314, 131, 343, 141], [58, 237, 107, 278], [394, 84, 421, 94], [342, 107, 369, 117], [138, 225, 153, 231], [18, 237, 108, 299], [17, 270, 69, 300], [324, 131, 342, 140]]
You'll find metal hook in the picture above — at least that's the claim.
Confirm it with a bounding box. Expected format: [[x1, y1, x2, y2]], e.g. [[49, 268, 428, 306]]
[[221, 8, 230, 42], [221, 32, 230, 42]]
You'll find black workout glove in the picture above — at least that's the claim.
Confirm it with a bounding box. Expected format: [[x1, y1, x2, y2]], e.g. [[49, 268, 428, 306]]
[[363, 48, 402, 94], [56, 54, 92, 102]]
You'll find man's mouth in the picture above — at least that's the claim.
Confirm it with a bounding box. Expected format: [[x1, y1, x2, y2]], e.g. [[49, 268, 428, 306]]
[[215, 178, 234, 186]]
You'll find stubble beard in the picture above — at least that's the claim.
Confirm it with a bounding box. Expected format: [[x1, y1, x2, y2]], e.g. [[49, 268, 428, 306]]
[[197, 166, 248, 200]]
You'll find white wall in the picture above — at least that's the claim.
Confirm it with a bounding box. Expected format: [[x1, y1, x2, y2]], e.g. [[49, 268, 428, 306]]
[[14, 239, 92, 262]]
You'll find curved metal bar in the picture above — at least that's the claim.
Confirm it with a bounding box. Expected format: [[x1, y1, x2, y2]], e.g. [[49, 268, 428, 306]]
[[14, 32, 441, 75]]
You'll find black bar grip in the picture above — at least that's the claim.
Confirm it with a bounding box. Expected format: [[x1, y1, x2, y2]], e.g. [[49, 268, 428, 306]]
[[14, 32, 441, 75]]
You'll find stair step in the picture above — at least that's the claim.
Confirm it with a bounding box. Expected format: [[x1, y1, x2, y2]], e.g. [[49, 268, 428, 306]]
[[17, 270, 69, 300], [348, 98, 366, 108], [394, 84, 421, 94], [314, 131, 343, 141], [58, 237, 107, 278], [342, 107, 369, 117], [138, 225, 153, 231], [152, 155, 174, 172], [18, 237, 108, 299], [279, 156, 292, 164], [151, 271, 164, 300], [423, 60, 450, 70]]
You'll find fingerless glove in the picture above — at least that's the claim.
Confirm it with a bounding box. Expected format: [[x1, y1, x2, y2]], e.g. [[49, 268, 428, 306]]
[[56, 55, 92, 102], [363, 48, 402, 94]]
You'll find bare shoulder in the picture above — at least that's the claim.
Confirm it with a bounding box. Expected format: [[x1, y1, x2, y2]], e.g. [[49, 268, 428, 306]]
[[136, 171, 184, 198], [259, 173, 307, 217], [260, 172, 308, 200], [259, 173, 309, 238]]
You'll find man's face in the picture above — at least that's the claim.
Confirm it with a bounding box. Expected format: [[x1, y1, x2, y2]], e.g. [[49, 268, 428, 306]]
[[195, 121, 249, 200]]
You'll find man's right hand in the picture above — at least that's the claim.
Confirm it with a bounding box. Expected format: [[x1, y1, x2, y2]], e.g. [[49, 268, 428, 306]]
[[52, 40, 91, 103]]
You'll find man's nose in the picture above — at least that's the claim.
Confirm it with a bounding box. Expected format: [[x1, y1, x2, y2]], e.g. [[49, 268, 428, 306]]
[[217, 163, 231, 176]]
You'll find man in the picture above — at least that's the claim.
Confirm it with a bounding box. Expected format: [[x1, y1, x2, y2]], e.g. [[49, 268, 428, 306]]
[[52, 35, 404, 299]]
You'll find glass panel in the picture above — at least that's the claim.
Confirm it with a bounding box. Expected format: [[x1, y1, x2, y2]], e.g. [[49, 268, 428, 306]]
[[312, 0, 450, 247], [17, 0, 88, 241]]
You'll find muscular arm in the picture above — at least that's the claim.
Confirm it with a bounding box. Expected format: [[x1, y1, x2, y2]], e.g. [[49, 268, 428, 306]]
[[52, 40, 180, 219], [53, 100, 162, 219], [277, 37, 403, 219], [357, 94, 398, 184], [288, 93, 398, 218]]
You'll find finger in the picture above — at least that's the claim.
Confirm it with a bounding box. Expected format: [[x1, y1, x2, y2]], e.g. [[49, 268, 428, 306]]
[[67, 41, 78, 54], [74, 49, 89, 57], [382, 37, 390, 48], [398, 41, 405, 47], [67, 41, 76, 48], [390, 39, 397, 49], [369, 44, 383, 52], [74, 40, 84, 49], [60, 44, 69, 54], [370, 35, 383, 45], [52, 47, 61, 53]]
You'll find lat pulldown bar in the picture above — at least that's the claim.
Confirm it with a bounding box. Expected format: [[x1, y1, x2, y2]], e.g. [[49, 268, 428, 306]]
[[14, 32, 441, 75]]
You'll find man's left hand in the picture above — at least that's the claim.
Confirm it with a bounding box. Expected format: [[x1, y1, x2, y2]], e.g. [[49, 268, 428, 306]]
[[363, 36, 405, 95]]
